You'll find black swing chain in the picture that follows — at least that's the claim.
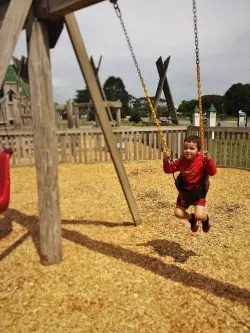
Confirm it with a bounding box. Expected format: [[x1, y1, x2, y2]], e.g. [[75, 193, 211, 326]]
[[192, 0, 204, 151], [110, 1, 143, 80], [192, 0, 200, 66], [110, 0, 169, 151]]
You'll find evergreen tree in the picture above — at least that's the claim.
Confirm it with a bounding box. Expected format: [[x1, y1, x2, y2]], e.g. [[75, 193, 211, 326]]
[[129, 110, 141, 124], [74, 88, 90, 103], [103, 76, 130, 118], [224, 83, 250, 116]]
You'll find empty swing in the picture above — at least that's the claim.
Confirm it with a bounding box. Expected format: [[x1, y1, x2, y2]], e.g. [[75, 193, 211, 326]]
[[0, 101, 13, 214], [0, 147, 12, 214]]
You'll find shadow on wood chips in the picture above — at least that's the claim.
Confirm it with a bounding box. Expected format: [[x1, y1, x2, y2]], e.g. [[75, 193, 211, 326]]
[[1, 208, 249, 308]]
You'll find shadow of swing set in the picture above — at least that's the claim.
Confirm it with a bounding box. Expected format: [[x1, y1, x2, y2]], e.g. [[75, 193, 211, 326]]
[[1, 208, 250, 307], [0, 0, 207, 265]]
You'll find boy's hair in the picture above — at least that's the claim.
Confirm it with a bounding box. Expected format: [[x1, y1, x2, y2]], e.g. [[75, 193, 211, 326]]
[[184, 135, 201, 151]]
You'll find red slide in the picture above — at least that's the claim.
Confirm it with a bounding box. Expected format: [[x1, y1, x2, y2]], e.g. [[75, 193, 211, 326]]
[[0, 149, 12, 214]]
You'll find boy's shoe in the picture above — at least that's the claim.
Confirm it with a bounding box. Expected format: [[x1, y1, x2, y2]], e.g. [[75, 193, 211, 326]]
[[202, 214, 211, 233], [189, 214, 199, 232]]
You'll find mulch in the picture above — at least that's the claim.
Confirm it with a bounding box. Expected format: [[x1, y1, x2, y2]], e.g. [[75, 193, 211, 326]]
[[0, 161, 249, 332]]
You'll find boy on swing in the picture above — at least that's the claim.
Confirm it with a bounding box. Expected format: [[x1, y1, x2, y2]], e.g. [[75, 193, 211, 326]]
[[163, 135, 217, 232]]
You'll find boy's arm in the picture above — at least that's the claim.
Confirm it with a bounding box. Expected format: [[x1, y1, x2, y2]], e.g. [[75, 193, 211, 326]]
[[163, 151, 179, 173], [203, 151, 217, 176]]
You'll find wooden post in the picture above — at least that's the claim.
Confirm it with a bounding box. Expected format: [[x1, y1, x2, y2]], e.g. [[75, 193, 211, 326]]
[[64, 13, 141, 225], [0, 0, 32, 87], [27, 18, 62, 265], [73, 103, 79, 128], [90, 56, 113, 122], [116, 108, 121, 127], [66, 99, 74, 128]]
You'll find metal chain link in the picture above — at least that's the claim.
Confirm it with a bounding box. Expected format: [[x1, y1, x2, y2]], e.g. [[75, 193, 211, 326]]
[[193, 0, 199, 66], [111, 2, 168, 152], [193, 0, 204, 151]]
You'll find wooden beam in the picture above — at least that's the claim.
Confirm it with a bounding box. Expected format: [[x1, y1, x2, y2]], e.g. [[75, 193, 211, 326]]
[[47, 18, 64, 48], [156, 57, 179, 125], [103, 101, 122, 108], [64, 13, 141, 226], [78, 100, 122, 108], [154, 56, 170, 111], [0, 2, 9, 29], [27, 17, 62, 265], [90, 56, 113, 122], [37, 0, 105, 18], [0, 0, 32, 88], [149, 56, 170, 125]]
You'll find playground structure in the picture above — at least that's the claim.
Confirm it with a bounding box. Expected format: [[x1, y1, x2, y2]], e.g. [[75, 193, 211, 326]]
[[1, 0, 247, 268], [56, 99, 122, 129], [0, 0, 141, 265], [0, 3, 249, 331], [0, 63, 32, 129], [0, 64, 122, 130]]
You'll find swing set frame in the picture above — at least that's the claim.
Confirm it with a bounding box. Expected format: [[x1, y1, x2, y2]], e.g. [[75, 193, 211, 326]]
[[0, 0, 206, 265]]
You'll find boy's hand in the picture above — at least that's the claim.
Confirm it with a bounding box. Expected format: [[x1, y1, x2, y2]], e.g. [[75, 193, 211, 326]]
[[163, 148, 169, 161], [203, 151, 211, 160]]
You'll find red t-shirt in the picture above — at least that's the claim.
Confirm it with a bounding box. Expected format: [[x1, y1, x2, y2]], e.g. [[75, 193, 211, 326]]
[[163, 153, 217, 191]]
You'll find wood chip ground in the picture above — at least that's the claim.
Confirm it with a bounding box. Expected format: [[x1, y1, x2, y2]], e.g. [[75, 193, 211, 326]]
[[0, 161, 249, 332]]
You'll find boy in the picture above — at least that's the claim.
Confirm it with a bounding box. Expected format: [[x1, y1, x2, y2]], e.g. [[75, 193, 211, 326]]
[[163, 135, 217, 232]]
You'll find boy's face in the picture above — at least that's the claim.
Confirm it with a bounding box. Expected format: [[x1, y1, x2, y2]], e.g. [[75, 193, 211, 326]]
[[183, 141, 199, 160]]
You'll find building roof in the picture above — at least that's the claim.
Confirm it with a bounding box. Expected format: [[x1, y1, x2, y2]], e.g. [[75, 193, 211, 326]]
[[4, 65, 29, 98], [208, 104, 216, 113]]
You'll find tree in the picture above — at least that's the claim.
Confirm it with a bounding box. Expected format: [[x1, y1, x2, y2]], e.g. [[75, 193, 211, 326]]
[[74, 88, 90, 103], [131, 97, 149, 117], [129, 110, 141, 124], [177, 99, 197, 117], [224, 83, 250, 116], [157, 105, 169, 118], [201, 95, 224, 116], [177, 95, 225, 119], [103, 76, 130, 119]]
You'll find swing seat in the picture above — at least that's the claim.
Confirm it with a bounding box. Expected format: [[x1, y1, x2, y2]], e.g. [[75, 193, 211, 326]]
[[175, 173, 210, 206], [0, 149, 12, 214]]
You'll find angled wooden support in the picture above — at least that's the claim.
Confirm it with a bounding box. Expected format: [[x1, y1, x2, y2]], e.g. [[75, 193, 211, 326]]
[[154, 56, 170, 111], [26, 16, 62, 265], [90, 56, 113, 122], [156, 56, 179, 125], [64, 13, 141, 226], [0, 0, 32, 87], [47, 18, 64, 48]]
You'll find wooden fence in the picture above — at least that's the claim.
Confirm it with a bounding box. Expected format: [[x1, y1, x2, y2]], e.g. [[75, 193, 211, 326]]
[[187, 126, 250, 169], [0, 126, 249, 169]]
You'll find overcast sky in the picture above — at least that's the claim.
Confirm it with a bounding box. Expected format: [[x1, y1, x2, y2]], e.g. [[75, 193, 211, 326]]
[[14, 0, 250, 105]]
